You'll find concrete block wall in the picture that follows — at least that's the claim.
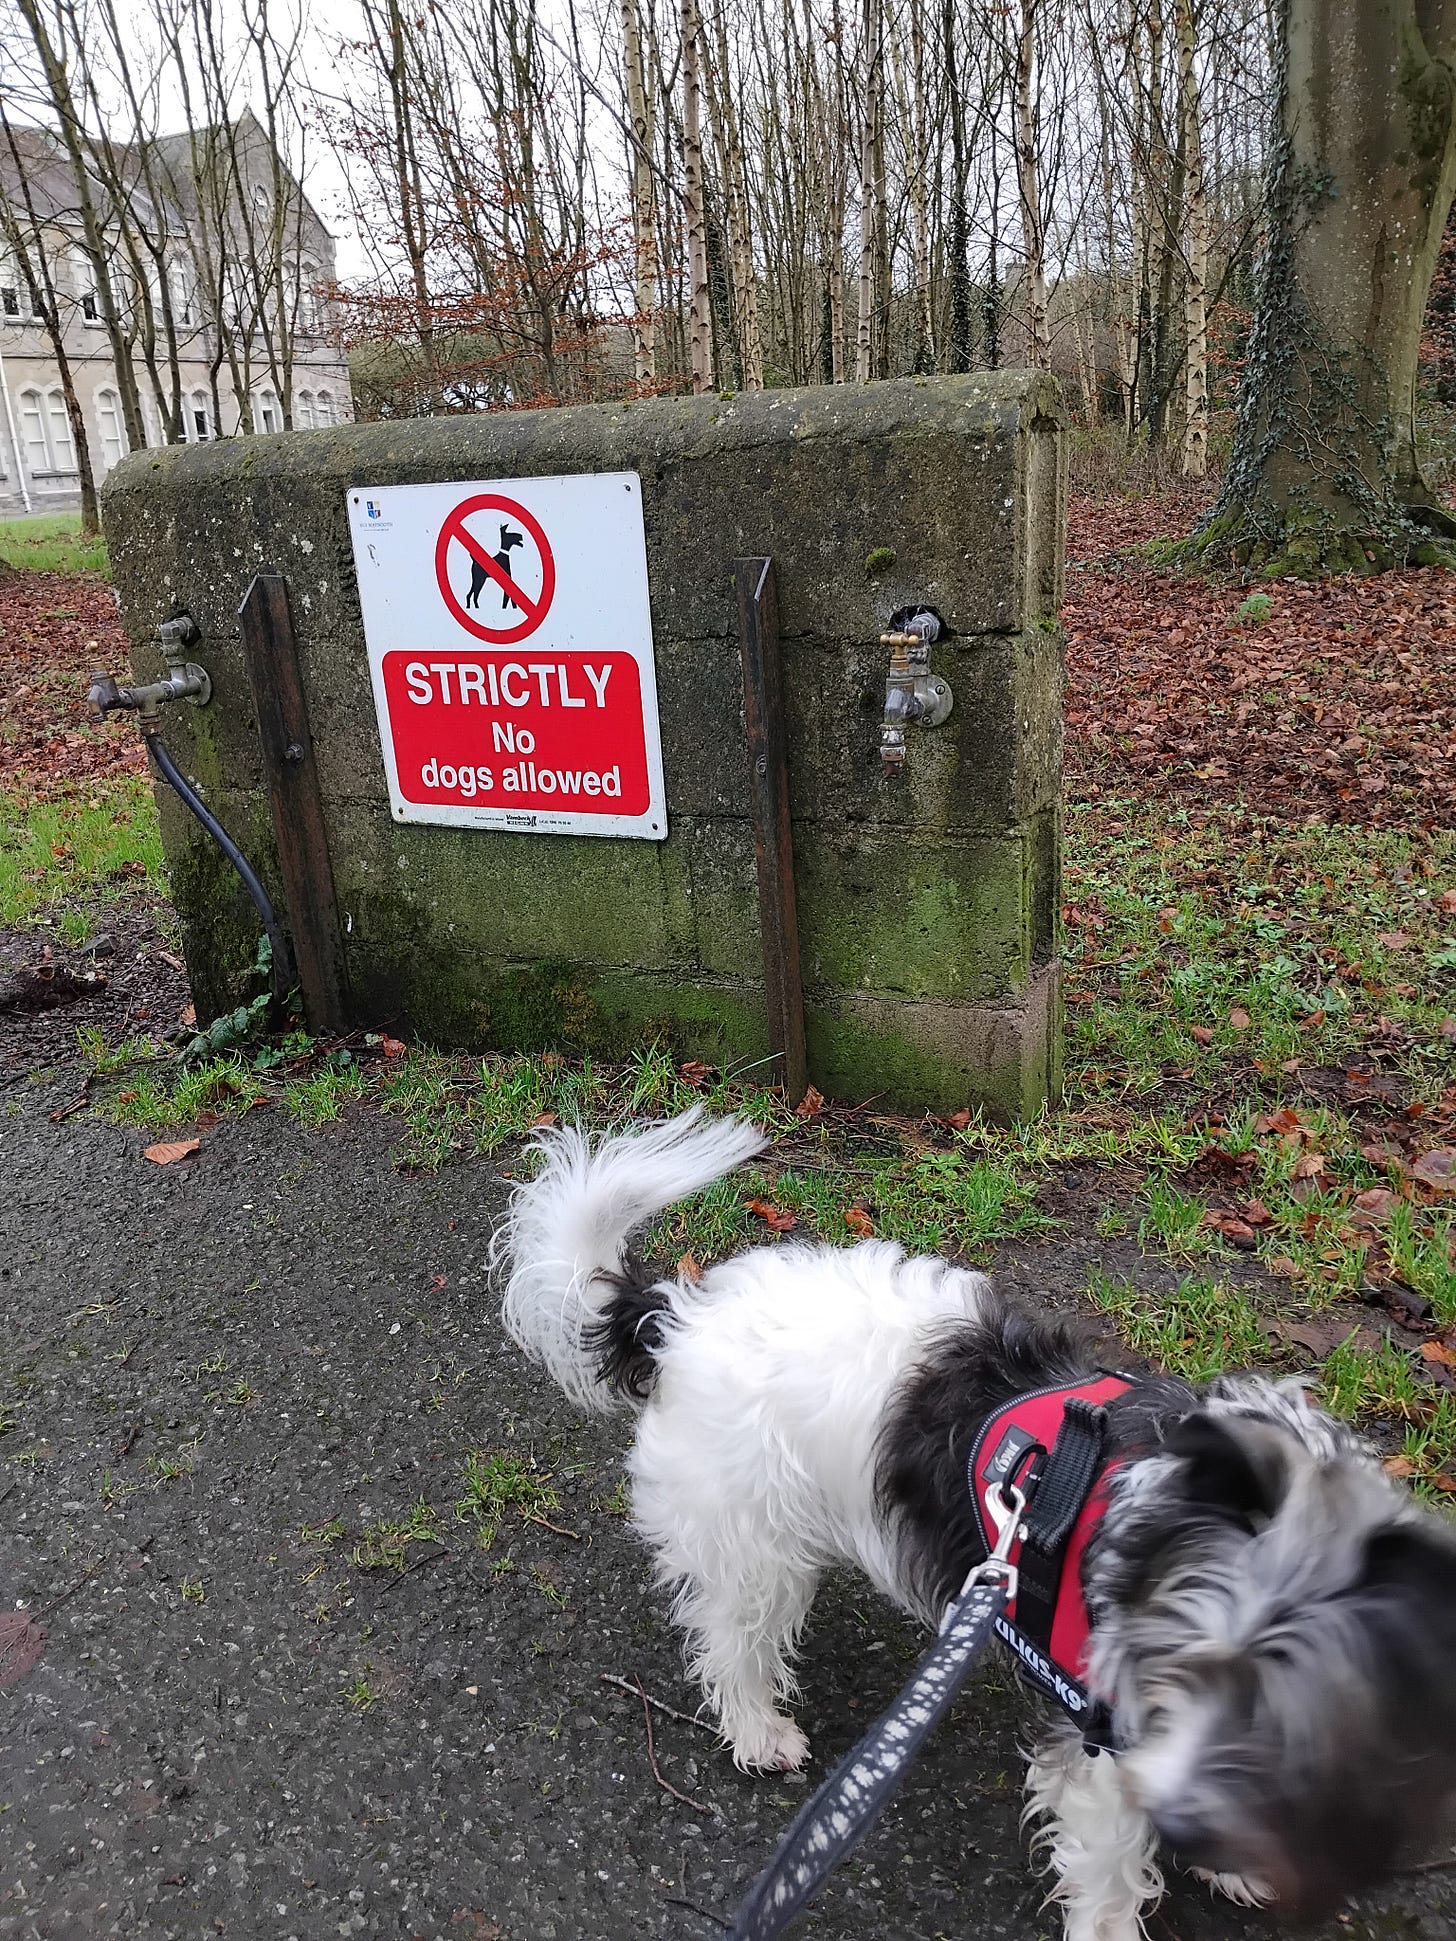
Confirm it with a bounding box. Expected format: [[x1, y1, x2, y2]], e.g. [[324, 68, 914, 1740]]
[[102, 373, 1067, 1118]]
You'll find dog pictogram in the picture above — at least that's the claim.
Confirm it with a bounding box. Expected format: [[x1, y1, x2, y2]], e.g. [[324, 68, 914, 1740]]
[[434, 493, 556, 646], [466, 524, 525, 612]]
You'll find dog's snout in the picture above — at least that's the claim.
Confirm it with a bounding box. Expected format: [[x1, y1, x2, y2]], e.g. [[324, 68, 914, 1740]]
[[1150, 1810, 1220, 1868]]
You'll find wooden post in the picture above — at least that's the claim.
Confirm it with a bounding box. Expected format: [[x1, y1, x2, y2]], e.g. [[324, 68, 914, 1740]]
[[238, 572, 349, 1035], [734, 557, 809, 1106]]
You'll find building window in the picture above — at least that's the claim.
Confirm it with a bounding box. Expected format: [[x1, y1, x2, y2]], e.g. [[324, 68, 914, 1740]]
[[17, 384, 76, 477], [314, 389, 334, 427], [96, 387, 128, 471], [47, 389, 75, 468], [189, 391, 211, 441], [72, 248, 99, 324], [294, 390, 313, 429], [253, 389, 281, 433], [1, 284, 17, 318], [172, 265, 191, 326]]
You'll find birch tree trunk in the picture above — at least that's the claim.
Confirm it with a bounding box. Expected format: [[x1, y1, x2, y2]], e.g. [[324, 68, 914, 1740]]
[[707, 7, 764, 386], [1013, 0, 1050, 368], [621, 0, 658, 383], [681, 0, 714, 391], [856, 0, 881, 382], [1176, 0, 1208, 476]]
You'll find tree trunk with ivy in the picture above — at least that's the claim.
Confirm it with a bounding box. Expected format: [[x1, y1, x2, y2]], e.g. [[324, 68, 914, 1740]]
[[1190, 0, 1456, 574]]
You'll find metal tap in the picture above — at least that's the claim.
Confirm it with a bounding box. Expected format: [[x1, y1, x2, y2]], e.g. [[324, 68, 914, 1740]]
[[89, 612, 211, 733], [880, 608, 951, 775]]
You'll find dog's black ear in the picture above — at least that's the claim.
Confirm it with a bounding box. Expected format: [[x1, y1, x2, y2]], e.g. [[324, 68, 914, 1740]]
[[1165, 1413, 1289, 1522], [1363, 1523, 1456, 1611]]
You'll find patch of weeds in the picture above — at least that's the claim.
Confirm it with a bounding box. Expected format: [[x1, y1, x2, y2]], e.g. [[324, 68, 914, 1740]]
[[1088, 1270, 1266, 1382], [1396, 1395, 1456, 1505], [226, 1379, 257, 1407], [530, 1563, 568, 1608], [1234, 591, 1274, 627], [351, 1498, 440, 1571], [1321, 1332, 1431, 1424], [342, 1672, 377, 1711], [1385, 1204, 1456, 1324], [301, 1517, 346, 1544], [147, 1451, 195, 1484], [1095, 1206, 1129, 1238], [57, 908, 95, 945], [1137, 1180, 1223, 1263], [101, 1074, 177, 1129], [592, 1475, 631, 1517], [283, 1064, 367, 1127], [455, 1450, 560, 1550], [178, 1579, 205, 1603], [76, 1025, 156, 1077]]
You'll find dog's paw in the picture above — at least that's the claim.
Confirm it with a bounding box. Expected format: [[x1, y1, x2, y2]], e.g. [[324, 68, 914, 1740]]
[[1188, 1867, 1274, 1907], [730, 1715, 810, 1773]]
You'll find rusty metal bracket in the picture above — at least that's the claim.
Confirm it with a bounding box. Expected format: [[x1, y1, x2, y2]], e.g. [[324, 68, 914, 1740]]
[[734, 557, 809, 1108], [238, 572, 349, 1036]]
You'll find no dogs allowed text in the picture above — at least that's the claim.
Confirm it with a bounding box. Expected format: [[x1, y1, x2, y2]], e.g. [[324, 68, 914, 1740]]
[[347, 473, 667, 839]]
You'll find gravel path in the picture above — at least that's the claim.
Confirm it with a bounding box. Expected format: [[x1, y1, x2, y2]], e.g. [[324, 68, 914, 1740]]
[[3, 1062, 1453, 1941]]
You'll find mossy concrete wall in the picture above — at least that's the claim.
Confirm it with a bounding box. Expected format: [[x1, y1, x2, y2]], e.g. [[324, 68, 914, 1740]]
[[102, 373, 1066, 1118]]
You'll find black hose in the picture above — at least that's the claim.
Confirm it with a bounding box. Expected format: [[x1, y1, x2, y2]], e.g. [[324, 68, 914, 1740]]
[[147, 732, 295, 999]]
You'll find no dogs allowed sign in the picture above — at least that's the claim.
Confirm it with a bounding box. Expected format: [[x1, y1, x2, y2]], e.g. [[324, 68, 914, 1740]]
[[347, 473, 666, 839]]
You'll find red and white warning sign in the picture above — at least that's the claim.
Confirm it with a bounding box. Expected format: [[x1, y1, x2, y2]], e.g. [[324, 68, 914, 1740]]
[[347, 473, 666, 840]]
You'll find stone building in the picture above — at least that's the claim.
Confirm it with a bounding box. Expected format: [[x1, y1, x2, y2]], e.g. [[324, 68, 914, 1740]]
[[0, 112, 353, 517]]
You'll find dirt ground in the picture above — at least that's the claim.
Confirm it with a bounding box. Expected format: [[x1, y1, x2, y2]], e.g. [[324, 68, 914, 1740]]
[[4, 1019, 1456, 1941]]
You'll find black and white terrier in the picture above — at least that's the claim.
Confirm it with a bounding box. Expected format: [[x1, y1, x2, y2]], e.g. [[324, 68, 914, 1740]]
[[495, 1108, 1456, 1939]]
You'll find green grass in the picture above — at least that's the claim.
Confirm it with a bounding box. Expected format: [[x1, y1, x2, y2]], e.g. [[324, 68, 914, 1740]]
[[646, 1145, 1052, 1265], [0, 512, 108, 575], [1137, 1179, 1223, 1262], [0, 777, 164, 924], [1088, 1270, 1267, 1383], [455, 1450, 560, 1550], [1064, 800, 1456, 1102], [351, 1498, 440, 1571]]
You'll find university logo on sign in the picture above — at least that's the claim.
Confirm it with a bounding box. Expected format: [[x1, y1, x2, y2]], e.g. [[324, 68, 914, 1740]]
[[347, 473, 667, 840]]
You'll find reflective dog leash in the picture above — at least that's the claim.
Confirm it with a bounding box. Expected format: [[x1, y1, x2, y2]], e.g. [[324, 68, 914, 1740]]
[[725, 1487, 1025, 1941]]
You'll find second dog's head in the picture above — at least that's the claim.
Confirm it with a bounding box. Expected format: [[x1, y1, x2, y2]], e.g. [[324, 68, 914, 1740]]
[[1088, 1378, 1456, 1910]]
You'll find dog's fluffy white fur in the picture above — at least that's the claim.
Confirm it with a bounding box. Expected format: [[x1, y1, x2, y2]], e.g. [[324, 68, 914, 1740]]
[[494, 1107, 1456, 1940]]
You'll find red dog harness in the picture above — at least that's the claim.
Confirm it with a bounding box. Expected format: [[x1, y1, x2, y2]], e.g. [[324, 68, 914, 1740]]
[[968, 1375, 1131, 1741]]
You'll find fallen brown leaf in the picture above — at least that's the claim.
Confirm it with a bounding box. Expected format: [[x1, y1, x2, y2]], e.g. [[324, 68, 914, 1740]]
[[1292, 1153, 1326, 1180], [1353, 1187, 1400, 1218], [744, 1197, 796, 1232], [1421, 1340, 1456, 1368], [794, 1085, 826, 1120], [1189, 1025, 1214, 1045], [143, 1138, 200, 1166], [1229, 1007, 1251, 1030], [1383, 1455, 1420, 1478], [380, 1035, 407, 1057], [843, 1206, 874, 1237], [678, 1252, 704, 1283], [1411, 1149, 1456, 1192]]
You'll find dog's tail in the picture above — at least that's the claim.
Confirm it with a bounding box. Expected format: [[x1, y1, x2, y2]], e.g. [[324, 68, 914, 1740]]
[[493, 1106, 769, 1413]]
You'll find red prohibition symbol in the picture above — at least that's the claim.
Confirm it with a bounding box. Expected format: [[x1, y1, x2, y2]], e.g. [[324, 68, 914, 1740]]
[[434, 492, 557, 646]]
